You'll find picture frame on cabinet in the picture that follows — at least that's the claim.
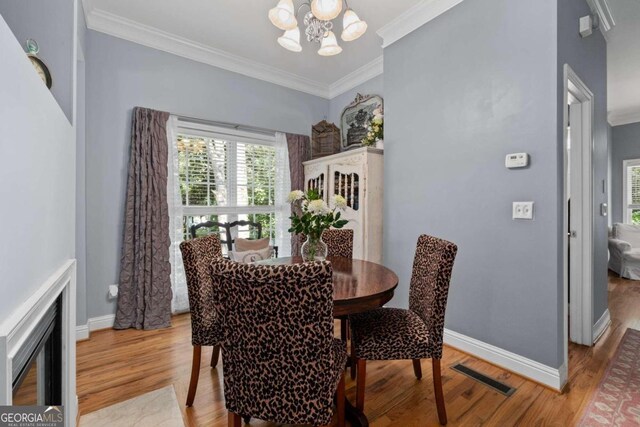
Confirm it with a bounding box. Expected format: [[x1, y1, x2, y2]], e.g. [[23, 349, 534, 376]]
[[340, 93, 383, 150]]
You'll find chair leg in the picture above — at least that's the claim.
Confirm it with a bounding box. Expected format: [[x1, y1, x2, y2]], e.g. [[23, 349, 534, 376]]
[[228, 412, 241, 427], [432, 358, 447, 425], [355, 358, 367, 411], [242, 415, 251, 424], [211, 344, 220, 367], [186, 345, 201, 407], [340, 318, 348, 342], [336, 371, 345, 427], [350, 336, 357, 380], [413, 359, 422, 379]]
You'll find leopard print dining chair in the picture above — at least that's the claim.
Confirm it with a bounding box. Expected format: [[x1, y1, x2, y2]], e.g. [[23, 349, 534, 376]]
[[300, 228, 354, 359], [322, 229, 354, 258], [179, 234, 223, 407], [348, 234, 458, 425], [320, 228, 355, 366], [211, 259, 348, 427]]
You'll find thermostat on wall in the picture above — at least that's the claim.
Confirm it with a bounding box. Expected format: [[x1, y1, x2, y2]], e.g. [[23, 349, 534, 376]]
[[505, 153, 529, 169]]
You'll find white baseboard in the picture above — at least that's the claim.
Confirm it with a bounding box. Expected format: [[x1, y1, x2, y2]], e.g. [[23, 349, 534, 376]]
[[444, 328, 566, 391], [593, 309, 611, 343], [75, 314, 115, 341], [88, 314, 116, 331], [76, 324, 89, 341]]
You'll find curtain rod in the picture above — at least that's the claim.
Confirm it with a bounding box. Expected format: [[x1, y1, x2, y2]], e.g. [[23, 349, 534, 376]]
[[175, 113, 279, 137]]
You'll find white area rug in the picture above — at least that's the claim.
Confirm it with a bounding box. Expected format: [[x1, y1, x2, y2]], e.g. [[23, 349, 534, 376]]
[[79, 385, 184, 427]]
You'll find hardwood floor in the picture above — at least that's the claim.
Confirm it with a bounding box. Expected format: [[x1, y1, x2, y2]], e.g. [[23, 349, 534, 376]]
[[12, 359, 38, 405], [77, 273, 640, 426]]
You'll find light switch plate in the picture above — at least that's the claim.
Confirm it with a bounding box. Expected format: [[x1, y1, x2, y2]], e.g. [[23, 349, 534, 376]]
[[513, 202, 534, 220]]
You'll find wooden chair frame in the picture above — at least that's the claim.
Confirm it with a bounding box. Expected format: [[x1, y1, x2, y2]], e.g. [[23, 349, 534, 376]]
[[189, 220, 278, 257]]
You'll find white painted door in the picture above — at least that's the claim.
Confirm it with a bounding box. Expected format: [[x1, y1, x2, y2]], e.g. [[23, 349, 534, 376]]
[[568, 102, 584, 344]]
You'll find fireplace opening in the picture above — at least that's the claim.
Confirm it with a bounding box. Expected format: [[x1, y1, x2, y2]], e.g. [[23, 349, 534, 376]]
[[12, 295, 62, 406]]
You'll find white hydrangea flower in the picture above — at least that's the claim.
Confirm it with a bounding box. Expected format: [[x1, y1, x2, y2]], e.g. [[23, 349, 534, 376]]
[[307, 199, 329, 215], [332, 194, 347, 210], [287, 190, 304, 203]]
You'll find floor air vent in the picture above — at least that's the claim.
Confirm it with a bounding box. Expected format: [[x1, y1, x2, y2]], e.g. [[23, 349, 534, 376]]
[[451, 363, 516, 396]]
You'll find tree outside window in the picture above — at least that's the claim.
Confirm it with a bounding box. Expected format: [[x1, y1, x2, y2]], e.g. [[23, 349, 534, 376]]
[[177, 135, 278, 245]]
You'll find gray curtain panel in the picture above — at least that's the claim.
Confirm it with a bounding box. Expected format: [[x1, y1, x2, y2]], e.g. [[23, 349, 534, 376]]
[[286, 133, 311, 257], [114, 107, 172, 330]]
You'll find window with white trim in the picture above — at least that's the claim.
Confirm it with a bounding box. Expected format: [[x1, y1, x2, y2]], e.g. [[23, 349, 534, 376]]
[[623, 159, 640, 225], [174, 122, 290, 255], [167, 118, 290, 313]]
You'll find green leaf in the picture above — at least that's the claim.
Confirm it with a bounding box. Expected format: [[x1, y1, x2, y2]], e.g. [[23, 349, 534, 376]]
[[307, 188, 321, 201]]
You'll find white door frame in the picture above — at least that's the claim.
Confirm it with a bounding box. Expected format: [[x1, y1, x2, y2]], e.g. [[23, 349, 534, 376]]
[[562, 65, 594, 364]]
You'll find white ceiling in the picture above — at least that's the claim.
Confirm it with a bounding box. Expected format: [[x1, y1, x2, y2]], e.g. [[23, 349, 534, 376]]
[[607, 0, 640, 125], [82, 0, 422, 98]]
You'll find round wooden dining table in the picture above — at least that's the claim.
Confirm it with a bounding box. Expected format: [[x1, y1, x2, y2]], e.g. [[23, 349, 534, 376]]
[[259, 256, 399, 427], [260, 256, 399, 316]]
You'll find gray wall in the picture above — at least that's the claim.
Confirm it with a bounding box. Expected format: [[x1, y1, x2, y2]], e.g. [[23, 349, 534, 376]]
[[557, 0, 609, 329], [0, 0, 74, 123], [608, 123, 613, 226], [383, 0, 563, 367], [85, 31, 328, 320], [76, 2, 87, 326], [611, 122, 640, 223], [0, 15, 75, 320], [328, 74, 384, 127]]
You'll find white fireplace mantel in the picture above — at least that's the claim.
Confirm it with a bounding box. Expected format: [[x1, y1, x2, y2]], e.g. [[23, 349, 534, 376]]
[[0, 260, 77, 427]]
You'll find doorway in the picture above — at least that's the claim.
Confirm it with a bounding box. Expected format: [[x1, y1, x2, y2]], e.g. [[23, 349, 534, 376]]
[[563, 65, 595, 371]]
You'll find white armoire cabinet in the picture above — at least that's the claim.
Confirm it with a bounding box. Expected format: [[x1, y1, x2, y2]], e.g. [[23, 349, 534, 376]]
[[303, 147, 384, 263]]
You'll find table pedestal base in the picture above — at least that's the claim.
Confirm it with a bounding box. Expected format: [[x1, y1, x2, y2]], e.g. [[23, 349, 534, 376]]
[[344, 398, 369, 427]]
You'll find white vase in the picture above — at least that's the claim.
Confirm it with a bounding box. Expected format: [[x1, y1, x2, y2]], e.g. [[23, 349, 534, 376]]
[[376, 140, 384, 150]]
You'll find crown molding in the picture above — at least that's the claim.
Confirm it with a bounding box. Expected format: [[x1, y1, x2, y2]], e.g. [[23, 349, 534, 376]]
[[586, 0, 616, 33], [328, 56, 383, 98], [377, 0, 465, 49], [609, 108, 640, 126], [82, 5, 331, 98]]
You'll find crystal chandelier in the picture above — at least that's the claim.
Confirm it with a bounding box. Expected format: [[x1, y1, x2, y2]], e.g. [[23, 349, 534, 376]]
[[269, 0, 368, 56]]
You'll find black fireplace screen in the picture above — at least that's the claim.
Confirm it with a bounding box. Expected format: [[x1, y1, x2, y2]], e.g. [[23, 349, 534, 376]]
[[12, 295, 62, 406]]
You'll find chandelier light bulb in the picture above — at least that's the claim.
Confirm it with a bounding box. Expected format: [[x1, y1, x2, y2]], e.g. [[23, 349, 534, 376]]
[[278, 27, 302, 52], [269, 0, 298, 30], [318, 31, 342, 56], [341, 9, 367, 41], [311, 0, 343, 21]]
